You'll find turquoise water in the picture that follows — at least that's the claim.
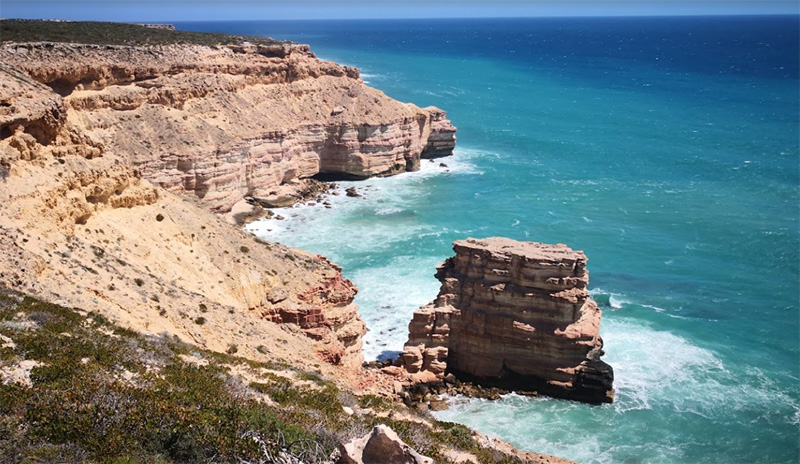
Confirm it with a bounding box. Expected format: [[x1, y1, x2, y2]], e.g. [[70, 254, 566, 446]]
[[180, 17, 799, 463]]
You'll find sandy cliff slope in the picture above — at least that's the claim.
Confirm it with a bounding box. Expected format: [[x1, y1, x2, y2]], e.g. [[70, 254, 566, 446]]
[[0, 60, 366, 377], [0, 30, 456, 377]]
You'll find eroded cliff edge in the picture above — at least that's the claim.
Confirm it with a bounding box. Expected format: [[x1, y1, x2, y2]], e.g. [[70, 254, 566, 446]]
[[0, 20, 458, 376], [0, 21, 594, 463], [398, 237, 615, 404], [0, 37, 456, 213]]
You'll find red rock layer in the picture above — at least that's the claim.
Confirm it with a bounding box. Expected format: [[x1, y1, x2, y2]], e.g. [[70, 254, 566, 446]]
[[401, 237, 614, 404]]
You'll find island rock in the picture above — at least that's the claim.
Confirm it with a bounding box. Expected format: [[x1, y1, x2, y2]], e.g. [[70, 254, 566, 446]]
[[400, 237, 614, 404]]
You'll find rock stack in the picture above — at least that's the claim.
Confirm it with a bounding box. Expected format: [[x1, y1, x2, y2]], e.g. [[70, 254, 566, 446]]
[[420, 106, 457, 160], [400, 237, 614, 404]]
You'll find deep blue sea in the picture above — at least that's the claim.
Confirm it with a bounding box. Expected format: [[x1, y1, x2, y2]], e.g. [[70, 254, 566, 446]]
[[177, 17, 800, 464]]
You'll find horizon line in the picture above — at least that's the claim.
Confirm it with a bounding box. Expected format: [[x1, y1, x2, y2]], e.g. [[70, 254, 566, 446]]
[[3, 12, 799, 22]]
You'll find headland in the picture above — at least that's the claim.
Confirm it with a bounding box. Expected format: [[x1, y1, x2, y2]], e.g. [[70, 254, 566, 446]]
[[0, 19, 573, 463]]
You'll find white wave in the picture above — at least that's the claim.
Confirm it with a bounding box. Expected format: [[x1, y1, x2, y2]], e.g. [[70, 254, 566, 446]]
[[608, 294, 628, 309], [375, 207, 404, 216], [245, 151, 480, 253], [360, 72, 381, 84], [590, 288, 630, 310], [352, 255, 442, 360], [421, 90, 442, 97], [602, 319, 727, 412], [435, 318, 800, 463], [641, 303, 667, 313], [440, 88, 466, 97]]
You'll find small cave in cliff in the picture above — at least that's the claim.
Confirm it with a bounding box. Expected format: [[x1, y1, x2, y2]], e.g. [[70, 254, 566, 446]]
[[0, 124, 12, 140], [47, 78, 79, 97]]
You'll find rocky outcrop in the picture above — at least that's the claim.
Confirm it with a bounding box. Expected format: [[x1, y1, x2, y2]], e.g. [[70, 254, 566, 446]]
[[0, 41, 456, 212], [420, 106, 457, 159], [0, 62, 366, 372], [400, 238, 614, 404], [335, 425, 433, 464]]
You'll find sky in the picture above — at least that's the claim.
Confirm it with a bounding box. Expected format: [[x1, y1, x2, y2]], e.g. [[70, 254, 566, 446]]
[[1, 0, 798, 22]]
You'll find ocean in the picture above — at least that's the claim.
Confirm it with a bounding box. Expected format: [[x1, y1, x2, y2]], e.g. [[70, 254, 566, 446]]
[[177, 17, 800, 463]]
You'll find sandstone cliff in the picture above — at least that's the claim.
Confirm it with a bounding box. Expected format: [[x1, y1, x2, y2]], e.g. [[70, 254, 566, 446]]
[[400, 238, 614, 404], [0, 40, 456, 213], [0, 21, 458, 375], [0, 21, 585, 463], [0, 60, 366, 374]]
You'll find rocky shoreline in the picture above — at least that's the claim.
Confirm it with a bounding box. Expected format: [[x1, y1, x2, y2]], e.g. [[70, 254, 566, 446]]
[[0, 20, 585, 463]]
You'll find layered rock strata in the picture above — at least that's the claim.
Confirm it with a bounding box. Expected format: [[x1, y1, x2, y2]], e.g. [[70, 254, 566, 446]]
[[0, 41, 456, 212], [0, 25, 459, 373], [0, 61, 365, 371], [400, 237, 614, 404], [420, 107, 457, 159]]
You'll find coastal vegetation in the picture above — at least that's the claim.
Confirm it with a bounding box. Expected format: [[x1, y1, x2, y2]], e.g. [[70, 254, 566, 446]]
[[0, 18, 536, 464], [0, 287, 527, 463], [0, 19, 284, 47]]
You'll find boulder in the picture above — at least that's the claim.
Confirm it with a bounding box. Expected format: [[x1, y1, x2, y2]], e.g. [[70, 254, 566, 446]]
[[335, 425, 433, 464]]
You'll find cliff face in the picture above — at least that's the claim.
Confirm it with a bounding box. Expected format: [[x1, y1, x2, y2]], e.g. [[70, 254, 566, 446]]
[[0, 29, 460, 375], [400, 238, 614, 404], [0, 61, 365, 373], [0, 41, 456, 212]]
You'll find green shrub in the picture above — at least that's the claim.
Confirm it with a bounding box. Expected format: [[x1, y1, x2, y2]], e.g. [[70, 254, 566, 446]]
[[0, 19, 286, 47], [0, 288, 524, 463]]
